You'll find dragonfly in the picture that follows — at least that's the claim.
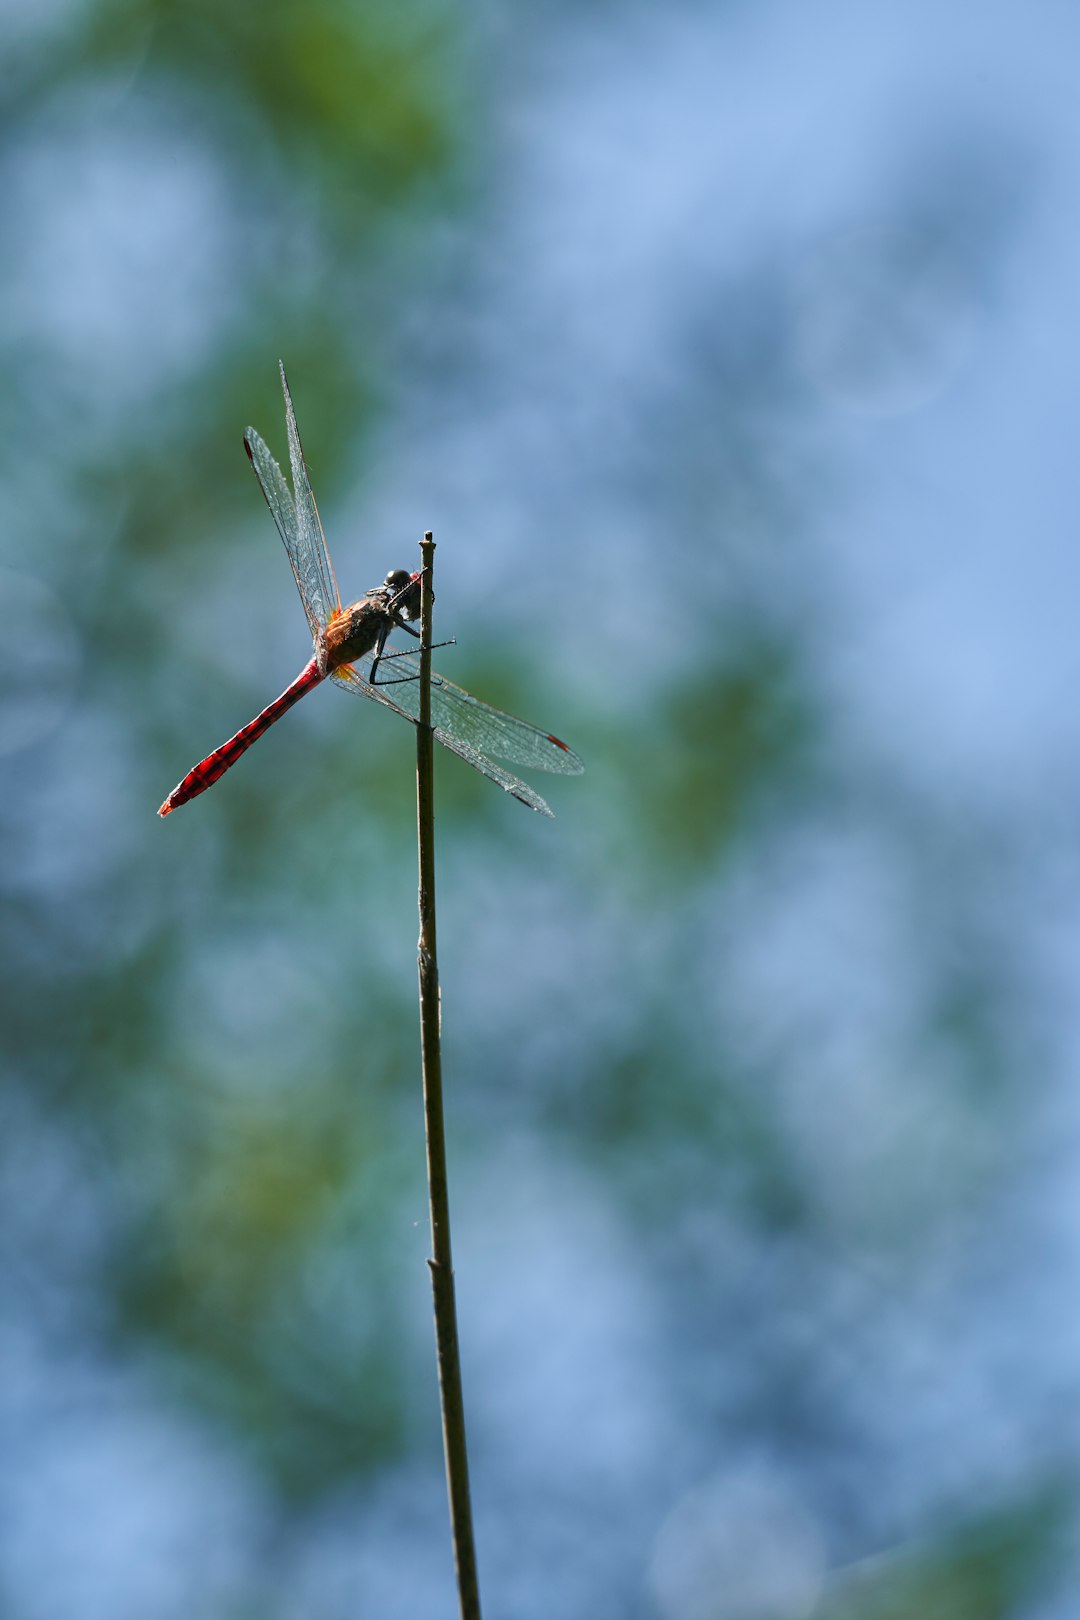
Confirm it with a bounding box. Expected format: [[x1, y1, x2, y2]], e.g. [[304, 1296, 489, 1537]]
[[158, 364, 584, 819]]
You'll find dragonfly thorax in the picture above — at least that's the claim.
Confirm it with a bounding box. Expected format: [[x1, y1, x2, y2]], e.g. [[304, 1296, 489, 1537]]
[[319, 570, 421, 675]]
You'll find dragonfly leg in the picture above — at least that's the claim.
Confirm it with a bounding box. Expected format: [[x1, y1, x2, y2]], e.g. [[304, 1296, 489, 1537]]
[[371, 639, 456, 686], [381, 639, 455, 661], [368, 621, 394, 686]]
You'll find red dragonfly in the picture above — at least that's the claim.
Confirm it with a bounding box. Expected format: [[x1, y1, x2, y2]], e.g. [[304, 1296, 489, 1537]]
[[159, 364, 584, 819]]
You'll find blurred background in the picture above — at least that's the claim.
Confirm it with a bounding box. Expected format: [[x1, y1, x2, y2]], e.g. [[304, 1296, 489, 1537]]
[[2, 1, 1079, 1616]]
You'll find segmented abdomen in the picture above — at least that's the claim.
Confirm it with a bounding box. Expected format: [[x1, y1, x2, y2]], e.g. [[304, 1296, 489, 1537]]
[[158, 657, 324, 816]]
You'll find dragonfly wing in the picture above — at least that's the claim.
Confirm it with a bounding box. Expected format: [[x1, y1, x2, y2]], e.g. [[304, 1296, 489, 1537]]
[[243, 369, 340, 640], [342, 651, 584, 775], [280, 362, 340, 625], [331, 662, 558, 816], [244, 425, 311, 616], [429, 669, 584, 774]]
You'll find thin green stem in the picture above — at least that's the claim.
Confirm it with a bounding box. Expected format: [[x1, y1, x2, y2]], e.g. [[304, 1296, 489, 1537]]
[[415, 532, 482, 1620]]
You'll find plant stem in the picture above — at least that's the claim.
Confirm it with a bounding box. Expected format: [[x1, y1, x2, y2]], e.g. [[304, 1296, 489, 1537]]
[[415, 531, 483, 1620]]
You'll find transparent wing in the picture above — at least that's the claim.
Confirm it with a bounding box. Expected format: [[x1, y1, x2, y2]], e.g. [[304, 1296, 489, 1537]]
[[242, 365, 340, 640], [280, 361, 340, 626], [360, 652, 585, 775], [331, 658, 583, 817]]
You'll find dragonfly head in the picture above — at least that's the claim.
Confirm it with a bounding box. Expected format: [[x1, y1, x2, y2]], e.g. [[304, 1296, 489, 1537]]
[[384, 569, 421, 622]]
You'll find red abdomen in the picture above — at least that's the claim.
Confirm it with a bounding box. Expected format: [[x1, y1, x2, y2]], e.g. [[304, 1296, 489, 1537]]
[[158, 657, 324, 816]]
